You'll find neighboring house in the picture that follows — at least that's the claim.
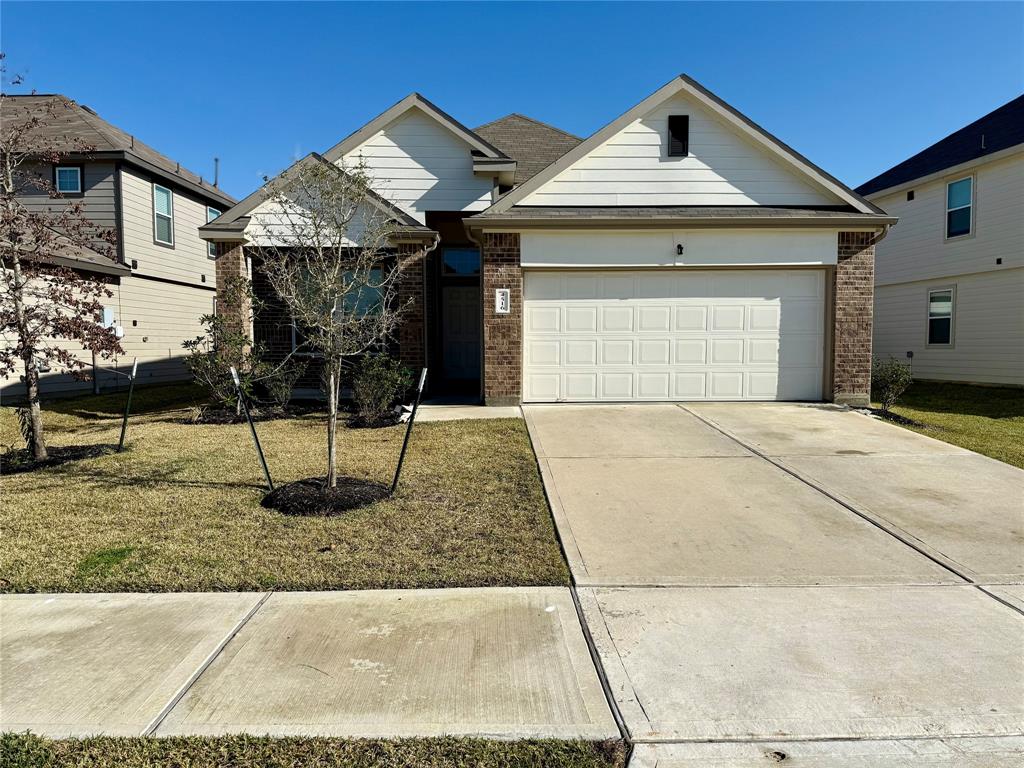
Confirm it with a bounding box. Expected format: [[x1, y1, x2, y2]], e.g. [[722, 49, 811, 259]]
[[856, 96, 1024, 387], [203, 75, 893, 406], [2, 96, 235, 398]]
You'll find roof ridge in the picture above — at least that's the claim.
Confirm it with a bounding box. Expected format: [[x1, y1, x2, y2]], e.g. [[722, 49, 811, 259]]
[[476, 112, 581, 141]]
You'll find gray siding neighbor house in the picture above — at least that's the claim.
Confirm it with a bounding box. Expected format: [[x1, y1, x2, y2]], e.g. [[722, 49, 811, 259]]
[[2, 96, 235, 398], [856, 96, 1024, 387]]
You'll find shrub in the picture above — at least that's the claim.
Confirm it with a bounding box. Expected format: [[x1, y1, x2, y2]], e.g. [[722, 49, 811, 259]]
[[871, 357, 914, 413], [263, 357, 309, 408], [351, 354, 412, 426]]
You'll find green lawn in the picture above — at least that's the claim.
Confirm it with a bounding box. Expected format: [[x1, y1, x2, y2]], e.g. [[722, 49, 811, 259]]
[[0, 733, 625, 768], [877, 381, 1024, 468], [0, 385, 569, 592]]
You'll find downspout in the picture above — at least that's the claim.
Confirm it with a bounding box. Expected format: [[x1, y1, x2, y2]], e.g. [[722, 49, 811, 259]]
[[465, 224, 486, 404]]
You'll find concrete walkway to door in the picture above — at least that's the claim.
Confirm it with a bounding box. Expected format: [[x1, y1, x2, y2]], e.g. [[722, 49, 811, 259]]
[[524, 403, 1024, 766]]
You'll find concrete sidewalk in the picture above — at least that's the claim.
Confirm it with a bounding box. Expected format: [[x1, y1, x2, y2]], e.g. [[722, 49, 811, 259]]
[[0, 588, 617, 740]]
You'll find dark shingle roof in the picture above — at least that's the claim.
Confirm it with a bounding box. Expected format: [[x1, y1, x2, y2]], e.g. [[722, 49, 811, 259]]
[[2, 94, 234, 206], [856, 95, 1024, 196], [474, 114, 581, 186]]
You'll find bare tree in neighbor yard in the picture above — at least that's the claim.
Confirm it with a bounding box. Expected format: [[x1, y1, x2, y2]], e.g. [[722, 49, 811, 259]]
[[0, 60, 123, 460], [254, 155, 426, 487]]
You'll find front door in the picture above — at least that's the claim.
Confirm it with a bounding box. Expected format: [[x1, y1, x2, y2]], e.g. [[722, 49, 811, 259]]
[[440, 248, 481, 389]]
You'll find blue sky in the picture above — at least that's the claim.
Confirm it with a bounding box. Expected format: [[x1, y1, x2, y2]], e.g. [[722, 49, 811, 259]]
[[4, 2, 1022, 201]]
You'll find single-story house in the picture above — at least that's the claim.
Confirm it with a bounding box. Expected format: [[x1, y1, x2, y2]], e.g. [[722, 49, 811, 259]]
[[201, 75, 894, 406], [856, 95, 1023, 387]]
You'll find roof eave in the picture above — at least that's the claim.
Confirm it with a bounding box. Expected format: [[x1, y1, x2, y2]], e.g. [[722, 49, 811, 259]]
[[465, 214, 897, 231]]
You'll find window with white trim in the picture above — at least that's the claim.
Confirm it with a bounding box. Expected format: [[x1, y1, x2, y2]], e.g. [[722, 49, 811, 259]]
[[55, 166, 82, 194], [928, 288, 954, 345], [153, 184, 174, 245], [945, 177, 972, 238], [207, 206, 221, 256]]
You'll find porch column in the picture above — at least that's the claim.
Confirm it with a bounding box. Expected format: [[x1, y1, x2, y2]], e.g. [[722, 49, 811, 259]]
[[832, 231, 875, 406], [481, 232, 522, 406], [397, 242, 426, 372], [214, 240, 253, 348]]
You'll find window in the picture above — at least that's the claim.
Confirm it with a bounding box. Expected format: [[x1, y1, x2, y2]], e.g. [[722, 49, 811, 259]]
[[55, 166, 82, 194], [207, 206, 221, 256], [668, 115, 689, 157], [153, 184, 174, 245], [928, 288, 954, 345], [946, 177, 972, 238], [442, 248, 480, 276], [290, 268, 384, 354]]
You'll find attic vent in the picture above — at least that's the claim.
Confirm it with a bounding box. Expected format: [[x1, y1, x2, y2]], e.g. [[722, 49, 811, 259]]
[[668, 115, 689, 157], [80, 104, 97, 115]]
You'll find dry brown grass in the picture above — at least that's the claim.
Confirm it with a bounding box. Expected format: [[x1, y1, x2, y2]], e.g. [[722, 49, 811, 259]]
[[0, 385, 569, 592]]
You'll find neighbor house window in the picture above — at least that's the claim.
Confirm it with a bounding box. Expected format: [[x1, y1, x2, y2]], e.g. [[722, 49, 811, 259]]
[[207, 206, 220, 257], [55, 166, 82, 194], [153, 184, 174, 245], [927, 288, 954, 345], [946, 177, 972, 238]]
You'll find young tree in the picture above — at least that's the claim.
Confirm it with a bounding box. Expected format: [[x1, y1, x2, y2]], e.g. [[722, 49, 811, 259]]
[[252, 154, 431, 487], [0, 63, 123, 460]]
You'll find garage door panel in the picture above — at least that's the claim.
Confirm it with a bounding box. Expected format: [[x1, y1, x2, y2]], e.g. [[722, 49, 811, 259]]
[[675, 306, 708, 331], [601, 339, 633, 365], [675, 339, 707, 364], [565, 306, 598, 332], [564, 339, 598, 366], [601, 306, 634, 332], [712, 305, 745, 331], [523, 270, 824, 402], [638, 339, 671, 365]]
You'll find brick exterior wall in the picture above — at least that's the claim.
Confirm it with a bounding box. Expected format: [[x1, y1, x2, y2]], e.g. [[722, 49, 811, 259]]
[[214, 241, 253, 347], [832, 231, 876, 406], [481, 233, 522, 406], [397, 242, 426, 373]]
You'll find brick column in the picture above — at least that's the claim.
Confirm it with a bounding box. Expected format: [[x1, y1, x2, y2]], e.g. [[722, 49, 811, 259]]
[[832, 232, 875, 406], [481, 232, 522, 406], [397, 242, 426, 372], [214, 241, 253, 346]]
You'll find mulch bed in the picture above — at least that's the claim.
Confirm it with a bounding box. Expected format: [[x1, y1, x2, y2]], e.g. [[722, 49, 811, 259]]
[[186, 403, 320, 425], [1, 443, 117, 475], [261, 476, 391, 516]]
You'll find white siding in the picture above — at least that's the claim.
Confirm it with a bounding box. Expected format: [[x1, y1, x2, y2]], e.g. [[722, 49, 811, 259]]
[[520, 229, 839, 268], [871, 152, 1024, 287], [341, 107, 493, 223], [873, 268, 1024, 386], [520, 92, 841, 207], [121, 167, 217, 287]]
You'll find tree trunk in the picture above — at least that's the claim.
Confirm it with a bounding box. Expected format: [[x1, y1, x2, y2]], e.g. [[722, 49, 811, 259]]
[[21, 353, 47, 461], [326, 367, 338, 488]]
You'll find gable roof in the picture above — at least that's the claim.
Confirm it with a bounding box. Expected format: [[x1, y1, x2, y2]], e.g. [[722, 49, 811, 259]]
[[322, 92, 510, 163], [479, 74, 884, 217], [3, 94, 234, 207], [474, 114, 581, 186], [856, 95, 1024, 197], [199, 152, 434, 241]]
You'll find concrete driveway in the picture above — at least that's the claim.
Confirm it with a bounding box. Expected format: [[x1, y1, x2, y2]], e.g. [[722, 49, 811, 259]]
[[524, 403, 1024, 765]]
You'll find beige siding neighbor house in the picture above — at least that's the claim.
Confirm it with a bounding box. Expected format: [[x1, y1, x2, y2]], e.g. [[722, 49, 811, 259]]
[[2, 96, 234, 399], [857, 96, 1024, 387], [205, 76, 893, 406]]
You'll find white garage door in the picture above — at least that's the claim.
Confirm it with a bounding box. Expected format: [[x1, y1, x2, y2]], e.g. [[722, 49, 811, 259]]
[[523, 269, 825, 402]]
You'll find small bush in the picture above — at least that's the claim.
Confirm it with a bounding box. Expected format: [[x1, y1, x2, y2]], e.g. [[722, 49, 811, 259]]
[[351, 354, 412, 426], [871, 357, 914, 413]]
